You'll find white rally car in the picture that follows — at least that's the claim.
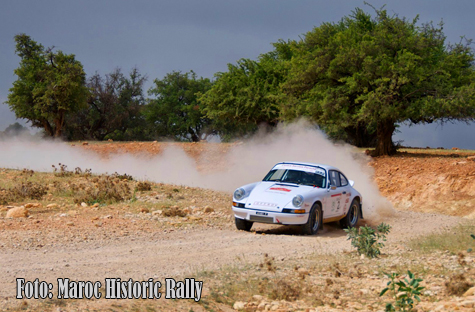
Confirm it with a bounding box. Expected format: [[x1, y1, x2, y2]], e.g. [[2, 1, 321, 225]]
[[232, 162, 363, 235]]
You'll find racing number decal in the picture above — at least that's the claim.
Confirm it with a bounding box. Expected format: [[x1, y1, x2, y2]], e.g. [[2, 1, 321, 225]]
[[331, 193, 342, 212]]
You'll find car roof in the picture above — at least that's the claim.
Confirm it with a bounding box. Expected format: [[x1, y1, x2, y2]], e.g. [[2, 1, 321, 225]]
[[275, 161, 341, 172]]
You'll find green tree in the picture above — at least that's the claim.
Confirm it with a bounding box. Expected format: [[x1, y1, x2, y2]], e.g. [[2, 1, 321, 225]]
[[0, 122, 29, 139], [282, 7, 475, 155], [5, 122, 28, 136], [6, 34, 88, 138], [66, 68, 148, 141], [199, 43, 292, 139], [145, 71, 213, 142]]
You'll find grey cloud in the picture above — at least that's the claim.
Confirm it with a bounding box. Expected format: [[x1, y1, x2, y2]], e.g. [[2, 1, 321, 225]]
[[1, 0, 474, 148]]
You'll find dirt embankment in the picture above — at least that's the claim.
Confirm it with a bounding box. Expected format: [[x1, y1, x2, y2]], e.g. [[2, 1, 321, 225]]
[[371, 152, 475, 218]]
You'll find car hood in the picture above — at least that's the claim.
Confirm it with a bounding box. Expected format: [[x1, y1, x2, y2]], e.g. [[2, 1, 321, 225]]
[[245, 182, 321, 211]]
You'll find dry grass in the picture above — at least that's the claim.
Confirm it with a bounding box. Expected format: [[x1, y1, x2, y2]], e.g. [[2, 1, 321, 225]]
[[162, 206, 187, 217], [0, 167, 138, 207], [408, 224, 475, 253], [0, 181, 48, 205], [135, 181, 152, 192], [69, 174, 133, 205], [257, 254, 304, 301]]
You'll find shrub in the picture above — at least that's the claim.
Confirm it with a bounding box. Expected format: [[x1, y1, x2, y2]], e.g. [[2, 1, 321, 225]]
[[52, 163, 74, 177], [445, 273, 473, 296], [380, 271, 425, 312], [344, 223, 391, 258], [112, 172, 134, 181], [72, 175, 132, 204], [0, 190, 9, 205], [74, 167, 92, 177], [257, 254, 303, 301], [21, 169, 35, 177], [163, 207, 187, 217], [135, 181, 152, 192], [0, 181, 48, 204], [10, 181, 48, 200]]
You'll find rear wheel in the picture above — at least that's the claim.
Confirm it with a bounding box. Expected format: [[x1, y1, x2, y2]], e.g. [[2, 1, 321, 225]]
[[340, 198, 360, 229], [301, 203, 323, 235], [235, 217, 253, 231]]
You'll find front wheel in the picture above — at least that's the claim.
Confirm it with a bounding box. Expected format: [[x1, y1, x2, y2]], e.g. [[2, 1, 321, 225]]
[[235, 217, 253, 231], [301, 203, 323, 235], [340, 198, 360, 229]]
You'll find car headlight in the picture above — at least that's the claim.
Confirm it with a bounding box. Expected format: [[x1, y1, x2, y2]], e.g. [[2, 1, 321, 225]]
[[292, 195, 304, 207], [234, 188, 246, 201]]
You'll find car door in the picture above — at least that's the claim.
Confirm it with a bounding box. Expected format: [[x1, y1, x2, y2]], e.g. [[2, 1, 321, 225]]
[[326, 170, 343, 218], [338, 172, 352, 216]]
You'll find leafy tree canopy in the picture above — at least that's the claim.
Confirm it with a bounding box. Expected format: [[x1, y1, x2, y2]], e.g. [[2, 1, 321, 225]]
[[145, 71, 213, 142], [282, 6, 475, 155], [6, 34, 88, 138], [198, 42, 293, 139], [66, 68, 148, 141]]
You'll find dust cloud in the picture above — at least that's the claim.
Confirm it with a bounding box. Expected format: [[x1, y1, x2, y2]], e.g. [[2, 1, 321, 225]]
[[0, 121, 394, 220]]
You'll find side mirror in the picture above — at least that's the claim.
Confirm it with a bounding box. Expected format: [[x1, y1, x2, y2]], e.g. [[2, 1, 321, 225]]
[[349, 180, 355, 187]]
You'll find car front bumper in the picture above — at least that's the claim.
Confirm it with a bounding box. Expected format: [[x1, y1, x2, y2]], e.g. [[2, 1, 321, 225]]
[[232, 207, 309, 225]]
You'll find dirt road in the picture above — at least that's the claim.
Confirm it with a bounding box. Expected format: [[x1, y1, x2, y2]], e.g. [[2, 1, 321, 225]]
[[0, 211, 463, 302]]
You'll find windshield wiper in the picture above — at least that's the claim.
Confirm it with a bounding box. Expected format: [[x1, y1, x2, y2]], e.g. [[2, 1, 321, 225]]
[[276, 182, 300, 187]]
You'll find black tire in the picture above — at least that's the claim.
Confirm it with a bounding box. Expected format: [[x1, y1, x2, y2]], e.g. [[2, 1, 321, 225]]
[[235, 217, 253, 231], [340, 198, 360, 229], [301, 203, 323, 235]]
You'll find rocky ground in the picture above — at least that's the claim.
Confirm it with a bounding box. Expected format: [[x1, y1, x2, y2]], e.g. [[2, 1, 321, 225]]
[[0, 142, 474, 311]]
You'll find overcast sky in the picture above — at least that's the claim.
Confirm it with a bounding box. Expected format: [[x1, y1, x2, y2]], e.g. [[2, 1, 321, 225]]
[[1, 0, 474, 149]]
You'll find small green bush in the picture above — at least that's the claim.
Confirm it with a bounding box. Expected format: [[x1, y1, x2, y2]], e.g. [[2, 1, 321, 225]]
[[380, 271, 424, 312], [344, 223, 391, 258]]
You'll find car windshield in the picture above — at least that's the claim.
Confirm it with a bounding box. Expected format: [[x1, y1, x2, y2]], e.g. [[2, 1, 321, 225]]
[[263, 169, 326, 188]]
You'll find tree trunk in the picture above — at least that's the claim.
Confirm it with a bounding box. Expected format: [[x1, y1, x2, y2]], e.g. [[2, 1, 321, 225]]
[[54, 124, 62, 137], [42, 120, 54, 137], [189, 128, 200, 142], [54, 111, 65, 138], [345, 124, 377, 147], [373, 120, 397, 156]]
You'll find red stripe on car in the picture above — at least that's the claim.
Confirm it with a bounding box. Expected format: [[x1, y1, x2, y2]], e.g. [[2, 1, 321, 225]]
[[270, 187, 291, 192], [331, 193, 342, 197]]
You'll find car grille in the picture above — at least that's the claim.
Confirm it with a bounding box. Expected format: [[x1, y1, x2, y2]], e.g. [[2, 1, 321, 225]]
[[250, 215, 274, 223]]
